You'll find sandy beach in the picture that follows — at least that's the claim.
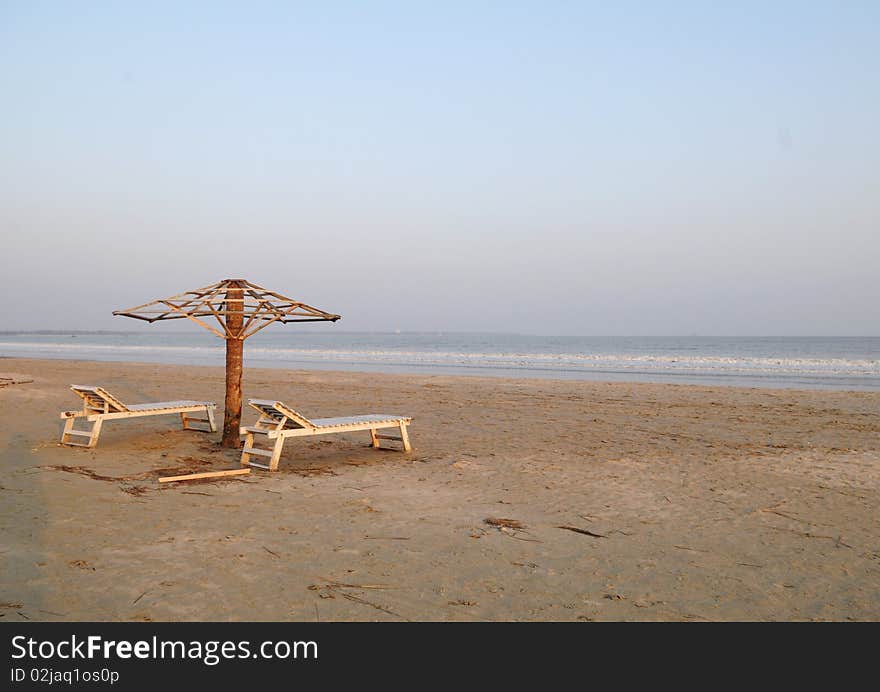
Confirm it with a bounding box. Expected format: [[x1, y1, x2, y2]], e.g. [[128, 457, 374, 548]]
[[1, 357, 878, 622]]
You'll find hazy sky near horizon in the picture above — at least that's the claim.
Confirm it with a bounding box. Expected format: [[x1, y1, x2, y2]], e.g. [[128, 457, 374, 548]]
[[2, 2, 878, 336]]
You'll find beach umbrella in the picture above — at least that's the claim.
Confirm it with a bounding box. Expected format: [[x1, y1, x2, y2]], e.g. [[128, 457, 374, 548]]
[[113, 279, 340, 448]]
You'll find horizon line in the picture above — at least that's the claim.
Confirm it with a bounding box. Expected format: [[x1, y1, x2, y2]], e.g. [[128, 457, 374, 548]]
[[2, 330, 879, 339]]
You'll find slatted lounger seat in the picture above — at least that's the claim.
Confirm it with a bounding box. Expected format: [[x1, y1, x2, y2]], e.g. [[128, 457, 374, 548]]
[[240, 399, 412, 471], [60, 385, 217, 448]]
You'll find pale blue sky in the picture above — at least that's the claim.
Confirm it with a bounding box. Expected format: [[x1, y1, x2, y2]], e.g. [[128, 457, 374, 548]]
[[2, 2, 878, 334]]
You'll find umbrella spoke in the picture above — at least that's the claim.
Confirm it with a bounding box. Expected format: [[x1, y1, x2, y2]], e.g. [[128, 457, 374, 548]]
[[158, 301, 227, 338]]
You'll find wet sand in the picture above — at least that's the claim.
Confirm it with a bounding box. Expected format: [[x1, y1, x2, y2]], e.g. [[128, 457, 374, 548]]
[[1, 357, 879, 621]]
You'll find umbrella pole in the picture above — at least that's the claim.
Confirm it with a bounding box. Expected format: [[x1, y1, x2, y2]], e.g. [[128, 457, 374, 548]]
[[222, 284, 245, 448], [222, 338, 243, 447]]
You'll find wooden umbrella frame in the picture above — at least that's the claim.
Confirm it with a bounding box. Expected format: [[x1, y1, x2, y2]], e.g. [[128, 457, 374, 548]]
[[114, 279, 340, 447]]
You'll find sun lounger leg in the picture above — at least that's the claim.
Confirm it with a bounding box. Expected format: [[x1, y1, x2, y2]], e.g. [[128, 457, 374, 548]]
[[240, 431, 254, 467], [61, 414, 101, 447], [269, 437, 285, 471], [61, 416, 75, 445], [370, 428, 380, 448], [399, 422, 412, 452], [87, 418, 103, 448], [180, 405, 218, 433]]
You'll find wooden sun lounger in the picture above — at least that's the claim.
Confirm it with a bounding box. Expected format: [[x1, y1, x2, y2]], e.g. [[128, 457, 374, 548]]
[[60, 385, 217, 448], [240, 399, 412, 471]]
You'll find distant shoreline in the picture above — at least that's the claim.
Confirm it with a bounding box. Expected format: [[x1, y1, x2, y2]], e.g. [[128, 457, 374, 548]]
[[3, 333, 878, 391], [2, 355, 878, 393]]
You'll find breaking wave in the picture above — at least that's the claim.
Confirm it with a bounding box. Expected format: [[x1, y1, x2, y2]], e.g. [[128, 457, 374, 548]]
[[2, 339, 878, 381]]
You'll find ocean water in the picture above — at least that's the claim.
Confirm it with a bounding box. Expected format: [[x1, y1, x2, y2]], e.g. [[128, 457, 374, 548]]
[[1, 332, 879, 391]]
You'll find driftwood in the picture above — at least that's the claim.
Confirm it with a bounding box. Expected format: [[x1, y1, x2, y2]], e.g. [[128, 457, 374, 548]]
[[0, 376, 33, 388], [483, 517, 542, 542], [557, 525, 607, 538], [158, 468, 250, 483], [309, 579, 407, 621], [484, 517, 526, 530]]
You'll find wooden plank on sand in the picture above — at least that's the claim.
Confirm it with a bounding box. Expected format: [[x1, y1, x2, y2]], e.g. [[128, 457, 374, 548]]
[[158, 469, 251, 483]]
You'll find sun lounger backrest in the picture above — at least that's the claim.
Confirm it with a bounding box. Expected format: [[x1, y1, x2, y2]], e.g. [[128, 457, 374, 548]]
[[248, 399, 315, 429], [70, 385, 129, 413]]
